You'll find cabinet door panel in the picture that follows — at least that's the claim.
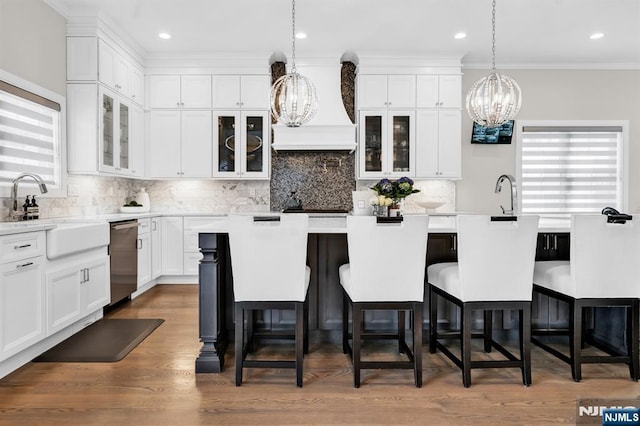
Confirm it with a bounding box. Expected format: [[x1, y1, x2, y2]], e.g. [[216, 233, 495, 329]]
[[387, 75, 416, 108], [240, 75, 270, 109], [415, 110, 439, 177], [137, 233, 152, 288], [357, 75, 388, 108], [84, 257, 110, 313], [213, 112, 239, 177], [151, 219, 162, 279], [161, 217, 184, 275], [388, 112, 414, 175], [98, 40, 117, 90], [129, 66, 144, 104], [46, 264, 82, 335], [181, 110, 213, 178], [358, 112, 384, 177], [1, 257, 45, 359], [181, 75, 212, 108], [437, 110, 461, 178], [416, 75, 439, 108], [116, 55, 129, 94], [148, 75, 181, 108], [99, 87, 116, 172], [241, 112, 269, 177], [149, 110, 181, 178], [438, 75, 462, 108], [67, 37, 98, 81], [129, 104, 144, 177], [212, 75, 240, 109]]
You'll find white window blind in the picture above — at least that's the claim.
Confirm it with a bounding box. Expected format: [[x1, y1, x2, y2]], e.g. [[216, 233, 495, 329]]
[[0, 80, 61, 187], [520, 125, 622, 216]]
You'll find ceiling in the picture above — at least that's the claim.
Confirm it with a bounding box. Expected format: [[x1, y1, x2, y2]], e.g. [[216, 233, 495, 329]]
[[45, 0, 640, 68]]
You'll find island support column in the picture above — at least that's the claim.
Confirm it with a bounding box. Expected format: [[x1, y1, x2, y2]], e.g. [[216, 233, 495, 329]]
[[195, 232, 229, 373]]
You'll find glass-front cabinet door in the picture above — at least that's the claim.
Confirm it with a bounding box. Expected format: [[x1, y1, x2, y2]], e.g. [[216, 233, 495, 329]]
[[213, 111, 269, 179], [99, 86, 130, 174], [358, 110, 415, 178]]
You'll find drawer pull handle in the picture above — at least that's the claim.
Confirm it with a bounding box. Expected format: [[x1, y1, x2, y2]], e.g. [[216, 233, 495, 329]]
[[16, 262, 34, 269], [14, 244, 32, 249]]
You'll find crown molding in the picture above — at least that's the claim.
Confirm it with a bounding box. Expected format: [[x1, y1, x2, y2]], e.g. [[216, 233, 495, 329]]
[[462, 59, 640, 70]]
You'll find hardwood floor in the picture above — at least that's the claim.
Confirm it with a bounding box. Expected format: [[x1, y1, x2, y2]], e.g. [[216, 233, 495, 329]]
[[0, 284, 638, 425]]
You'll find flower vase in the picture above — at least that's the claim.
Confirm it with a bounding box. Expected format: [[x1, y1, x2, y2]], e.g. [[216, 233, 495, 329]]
[[372, 205, 388, 217]]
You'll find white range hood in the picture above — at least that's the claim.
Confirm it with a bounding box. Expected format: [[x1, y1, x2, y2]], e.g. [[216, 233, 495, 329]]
[[271, 60, 357, 152]]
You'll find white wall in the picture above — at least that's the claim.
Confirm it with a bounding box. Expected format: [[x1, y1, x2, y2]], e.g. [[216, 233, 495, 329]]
[[0, 0, 66, 95], [457, 69, 640, 215]]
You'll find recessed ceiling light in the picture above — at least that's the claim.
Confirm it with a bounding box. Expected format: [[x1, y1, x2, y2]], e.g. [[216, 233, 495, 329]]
[[590, 32, 604, 40], [158, 32, 171, 40], [454, 32, 467, 40], [295, 32, 307, 39]]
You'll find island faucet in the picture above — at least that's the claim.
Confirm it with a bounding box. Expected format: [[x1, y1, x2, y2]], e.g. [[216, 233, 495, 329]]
[[495, 174, 517, 215], [9, 172, 48, 221]]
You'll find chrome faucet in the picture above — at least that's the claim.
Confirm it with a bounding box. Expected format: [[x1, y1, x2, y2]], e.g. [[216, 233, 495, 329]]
[[495, 174, 517, 215], [9, 173, 48, 221]]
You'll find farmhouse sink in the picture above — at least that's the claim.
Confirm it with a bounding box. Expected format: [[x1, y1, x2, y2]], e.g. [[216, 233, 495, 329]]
[[46, 222, 110, 260]]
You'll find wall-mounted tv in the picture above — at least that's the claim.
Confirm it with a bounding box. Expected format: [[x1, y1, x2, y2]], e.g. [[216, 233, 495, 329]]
[[471, 120, 514, 144]]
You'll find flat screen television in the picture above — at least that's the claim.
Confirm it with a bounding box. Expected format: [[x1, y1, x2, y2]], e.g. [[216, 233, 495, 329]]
[[470, 120, 514, 144]]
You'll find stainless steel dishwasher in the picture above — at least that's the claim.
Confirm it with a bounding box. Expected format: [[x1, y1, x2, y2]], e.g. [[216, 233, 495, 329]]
[[109, 219, 138, 306]]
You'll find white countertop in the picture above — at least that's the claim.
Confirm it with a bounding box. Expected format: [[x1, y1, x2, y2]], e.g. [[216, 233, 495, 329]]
[[0, 213, 571, 236]]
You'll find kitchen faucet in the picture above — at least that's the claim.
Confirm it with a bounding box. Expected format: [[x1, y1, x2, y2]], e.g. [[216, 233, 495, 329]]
[[9, 172, 48, 221], [495, 174, 517, 215]]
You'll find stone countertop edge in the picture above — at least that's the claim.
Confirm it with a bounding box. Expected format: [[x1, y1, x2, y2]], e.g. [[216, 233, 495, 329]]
[[0, 214, 572, 236]]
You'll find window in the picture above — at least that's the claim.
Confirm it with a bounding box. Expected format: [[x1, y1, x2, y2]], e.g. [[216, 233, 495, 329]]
[[0, 72, 64, 195], [517, 121, 627, 217]]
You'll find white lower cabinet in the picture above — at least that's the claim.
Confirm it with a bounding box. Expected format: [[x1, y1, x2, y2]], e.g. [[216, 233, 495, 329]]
[[137, 219, 151, 287], [151, 217, 162, 280], [0, 256, 46, 361], [161, 217, 184, 275], [45, 250, 109, 336]]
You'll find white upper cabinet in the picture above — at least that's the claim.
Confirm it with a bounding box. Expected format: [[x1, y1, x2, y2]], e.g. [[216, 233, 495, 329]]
[[67, 37, 98, 81], [415, 109, 461, 178], [97, 39, 142, 103], [416, 75, 462, 109], [357, 74, 416, 109], [148, 110, 212, 178], [148, 75, 212, 109], [212, 75, 270, 109]]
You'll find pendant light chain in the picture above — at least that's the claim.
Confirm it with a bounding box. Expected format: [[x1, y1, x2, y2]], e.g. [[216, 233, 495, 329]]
[[269, 0, 318, 127], [491, 0, 496, 70], [291, 0, 297, 72], [465, 0, 522, 127]]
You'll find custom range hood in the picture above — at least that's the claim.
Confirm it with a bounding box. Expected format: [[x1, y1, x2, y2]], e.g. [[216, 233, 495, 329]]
[[271, 59, 357, 152]]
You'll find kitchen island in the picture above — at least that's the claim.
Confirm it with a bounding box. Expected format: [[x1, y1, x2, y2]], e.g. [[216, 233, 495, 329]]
[[195, 215, 583, 373]]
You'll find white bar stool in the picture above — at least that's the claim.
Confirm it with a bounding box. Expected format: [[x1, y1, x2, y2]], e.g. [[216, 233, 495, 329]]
[[227, 214, 310, 387], [532, 214, 640, 381], [339, 215, 429, 387], [428, 215, 539, 387]]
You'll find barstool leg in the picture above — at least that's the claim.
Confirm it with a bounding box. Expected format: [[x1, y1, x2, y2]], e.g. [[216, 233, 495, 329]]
[[303, 297, 309, 355], [484, 310, 493, 353], [429, 285, 438, 354], [398, 310, 406, 354], [353, 303, 362, 388], [462, 304, 472, 388], [570, 300, 583, 382], [628, 299, 639, 381], [246, 308, 254, 353], [295, 302, 304, 388], [342, 293, 349, 354], [520, 303, 532, 386], [235, 303, 244, 386], [414, 303, 423, 388]]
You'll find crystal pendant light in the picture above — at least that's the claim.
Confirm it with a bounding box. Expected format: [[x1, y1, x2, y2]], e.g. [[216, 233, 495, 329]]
[[270, 0, 318, 127], [466, 0, 522, 127]]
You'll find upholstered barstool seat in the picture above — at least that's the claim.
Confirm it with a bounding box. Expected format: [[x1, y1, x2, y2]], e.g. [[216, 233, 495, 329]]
[[339, 215, 429, 388], [428, 215, 539, 387], [228, 214, 310, 387], [532, 214, 640, 382]]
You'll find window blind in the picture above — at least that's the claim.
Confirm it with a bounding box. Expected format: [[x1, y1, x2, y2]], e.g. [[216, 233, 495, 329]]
[[520, 126, 622, 216], [0, 83, 60, 187]]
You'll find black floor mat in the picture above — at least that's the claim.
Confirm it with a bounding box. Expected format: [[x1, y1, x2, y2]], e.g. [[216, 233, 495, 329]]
[[33, 318, 164, 362]]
